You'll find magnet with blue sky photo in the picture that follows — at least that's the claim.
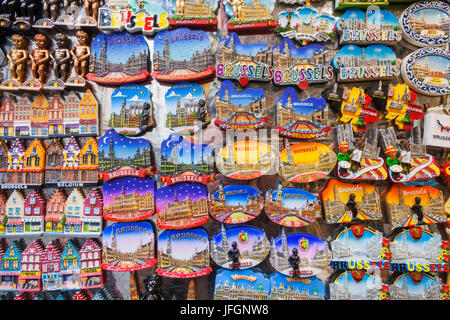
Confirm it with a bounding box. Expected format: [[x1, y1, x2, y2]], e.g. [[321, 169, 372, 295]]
[[214, 268, 270, 299], [270, 273, 326, 300], [387, 272, 447, 300], [167, 0, 219, 29], [222, 0, 276, 33]]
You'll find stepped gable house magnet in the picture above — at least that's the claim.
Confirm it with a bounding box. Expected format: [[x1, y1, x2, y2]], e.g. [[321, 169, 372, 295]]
[[167, 0, 219, 28], [269, 229, 331, 278], [18, 240, 45, 292], [400, 1, 450, 47], [216, 33, 273, 85], [0, 240, 23, 291], [389, 272, 446, 300], [98, 129, 153, 181], [87, 32, 150, 85], [328, 270, 388, 300], [214, 80, 269, 130], [214, 268, 270, 300], [102, 221, 156, 272], [152, 28, 215, 83], [321, 179, 382, 224], [272, 38, 334, 88], [155, 182, 209, 229], [222, 0, 276, 33], [157, 228, 212, 278], [208, 182, 263, 224], [103, 176, 155, 222], [384, 184, 446, 229], [159, 133, 214, 185], [210, 224, 270, 270], [264, 182, 321, 227], [108, 84, 154, 137], [41, 240, 62, 291], [79, 239, 103, 289], [332, 44, 400, 82], [59, 240, 82, 290], [336, 8, 402, 45], [275, 87, 330, 139], [269, 273, 326, 300]]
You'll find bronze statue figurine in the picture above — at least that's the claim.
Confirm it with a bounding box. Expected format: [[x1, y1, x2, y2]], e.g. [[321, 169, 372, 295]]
[[288, 248, 300, 277], [71, 30, 90, 78], [51, 33, 71, 82], [227, 241, 240, 270], [43, 0, 59, 21], [7, 34, 28, 84], [29, 33, 50, 84], [84, 0, 100, 21], [346, 193, 359, 221], [411, 197, 424, 225]]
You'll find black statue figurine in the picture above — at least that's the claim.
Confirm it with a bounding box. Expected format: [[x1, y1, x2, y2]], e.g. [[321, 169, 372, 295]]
[[288, 248, 300, 277], [18, 0, 39, 21], [139, 102, 152, 132], [141, 274, 163, 300], [228, 241, 240, 269], [346, 193, 359, 221], [197, 99, 210, 129], [411, 197, 424, 225], [1, 0, 18, 18]]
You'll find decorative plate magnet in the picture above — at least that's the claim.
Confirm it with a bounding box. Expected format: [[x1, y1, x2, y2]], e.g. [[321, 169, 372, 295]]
[[214, 80, 269, 130], [276, 7, 337, 44], [98, 129, 153, 181], [102, 221, 157, 271], [264, 182, 321, 227], [400, 1, 450, 47], [152, 28, 215, 83], [208, 182, 263, 224], [321, 179, 383, 224], [383, 183, 446, 229], [159, 133, 214, 185], [165, 82, 210, 135], [277, 140, 336, 183], [327, 270, 389, 300], [269, 273, 326, 300], [215, 140, 277, 180], [156, 227, 212, 278], [103, 176, 155, 222], [272, 38, 334, 89], [334, 0, 389, 11], [216, 33, 273, 85], [335, 124, 388, 181], [167, 0, 219, 28], [107, 84, 154, 137], [275, 87, 330, 139], [332, 44, 400, 82], [270, 229, 331, 278], [214, 268, 270, 300], [335, 8, 402, 45], [222, 0, 276, 33], [87, 32, 150, 85], [388, 272, 447, 300], [401, 47, 450, 96], [211, 224, 269, 270], [155, 182, 209, 229]]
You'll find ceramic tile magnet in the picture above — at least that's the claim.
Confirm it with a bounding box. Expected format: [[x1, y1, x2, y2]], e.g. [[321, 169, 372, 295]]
[[214, 268, 270, 300], [269, 273, 326, 300], [328, 270, 389, 300], [222, 0, 276, 33], [167, 0, 219, 29], [388, 272, 447, 300]]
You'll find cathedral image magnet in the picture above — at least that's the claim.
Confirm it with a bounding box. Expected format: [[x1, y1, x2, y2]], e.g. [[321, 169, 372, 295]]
[[388, 272, 447, 300], [269, 273, 326, 300], [327, 270, 389, 300], [168, 0, 219, 28], [222, 0, 276, 33], [214, 268, 270, 300]]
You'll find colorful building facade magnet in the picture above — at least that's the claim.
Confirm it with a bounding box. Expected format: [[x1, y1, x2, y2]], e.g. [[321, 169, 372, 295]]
[[18, 240, 44, 292], [155, 182, 208, 229], [167, 0, 218, 28], [87, 32, 150, 85], [278, 140, 336, 183], [0, 241, 22, 291], [79, 239, 103, 289], [269, 273, 326, 300], [214, 80, 269, 130], [41, 240, 62, 291], [222, 0, 276, 33], [208, 182, 263, 224], [60, 240, 81, 290], [389, 272, 446, 300], [214, 268, 270, 300], [321, 179, 383, 224], [275, 88, 330, 139], [264, 182, 321, 227], [152, 28, 215, 82], [103, 176, 155, 222], [157, 228, 212, 278], [384, 184, 446, 229], [423, 106, 450, 148], [400, 1, 450, 47], [102, 221, 156, 272], [210, 224, 270, 270], [328, 270, 389, 300], [269, 229, 331, 278]]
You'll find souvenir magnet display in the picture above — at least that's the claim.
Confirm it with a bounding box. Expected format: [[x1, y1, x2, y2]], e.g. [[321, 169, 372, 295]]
[[69, 30, 91, 85], [208, 182, 263, 224], [87, 32, 150, 85], [59, 240, 82, 290], [79, 239, 103, 289], [275, 88, 330, 139], [18, 240, 44, 292], [384, 183, 446, 228], [103, 176, 155, 222], [264, 182, 321, 227], [214, 268, 270, 300], [210, 224, 270, 270], [272, 38, 334, 89], [269, 229, 331, 278], [159, 133, 214, 185], [167, 0, 218, 28], [102, 221, 157, 271], [389, 272, 446, 300], [276, 7, 337, 44], [107, 84, 154, 137], [400, 1, 450, 47], [334, 0, 389, 11], [214, 80, 269, 130], [5, 34, 28, 85], [222, 0, 276, 33], [269, 273, 326, 300], [401, 47, 450, 96], [321, 179, 383, 224], [152, 28, 215, 82], [327, 270, 388, 300], [155, 182, 209, 229], [11, 0, 41, 31], [423, 106, 450, 148], [277, 140, 336, 183], [156, 228, 212, 278], [215, 140, 277, 180], [216, 33, 273, 85]]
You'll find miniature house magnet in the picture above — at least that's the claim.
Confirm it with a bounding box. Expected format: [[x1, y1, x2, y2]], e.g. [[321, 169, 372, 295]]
[[167, 0, 218, 28], [152, 28, 215, 83], [102, 221, 156, 272], [321, 179, 383, 224], [222, 0, 276, 33], [269, 273, 326, 300], [214, 268, 270, 300], [388, 272, 446, 300], [264, 182, 322, 227], [0, 240, 22, 291], [60, 240, 81, 290], [155, 182, 209, 229], [208, 182, 263, 224], [18, 240, 44, 292], [157, 228, 212, 278], [214, 80, 269, 130], [210, 224, 270, 270], [41, 240, 62, 291], [423, 106, 450, 148], [328, 270, 389, 300]]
